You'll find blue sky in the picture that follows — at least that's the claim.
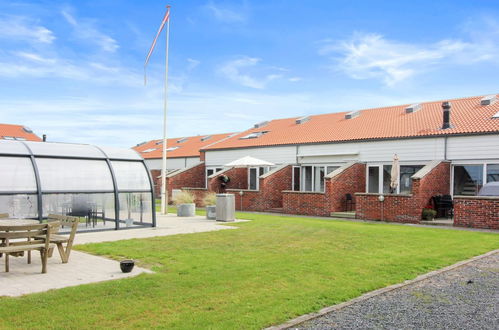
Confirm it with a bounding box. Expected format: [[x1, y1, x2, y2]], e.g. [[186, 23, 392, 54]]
[[0, 0, 498, 148]]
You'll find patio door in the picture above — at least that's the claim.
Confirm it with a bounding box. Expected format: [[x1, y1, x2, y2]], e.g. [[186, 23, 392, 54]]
[[248, 167, 258, 190]]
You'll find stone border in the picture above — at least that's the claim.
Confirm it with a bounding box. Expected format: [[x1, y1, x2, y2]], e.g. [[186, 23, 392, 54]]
[[266, 249, 499, 330]]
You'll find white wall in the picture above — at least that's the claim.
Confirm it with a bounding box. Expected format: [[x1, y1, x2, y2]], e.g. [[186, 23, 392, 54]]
[[446, 135, 499, 161], [205, 146, 297, 166], [204, 134, 499, 166], [144, 157, 200, 170]]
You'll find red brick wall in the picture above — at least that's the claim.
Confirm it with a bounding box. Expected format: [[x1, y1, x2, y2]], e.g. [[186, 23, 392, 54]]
[[355, 193, 418, 223], [454, 197, 499, 229], [282, 191, 329, 216], [150, 169, 161, 196], [208, 167, 248, 193], [165, 162, 206, 202], [260, 165, 292, 209], [227, 190, 261, 211], [225, 165, 293, 211], [328, 163, 366, 212], [356, 161, 450, 223]]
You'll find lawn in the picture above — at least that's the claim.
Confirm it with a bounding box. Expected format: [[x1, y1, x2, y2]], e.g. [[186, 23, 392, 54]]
[[0, 213, 498, 329]]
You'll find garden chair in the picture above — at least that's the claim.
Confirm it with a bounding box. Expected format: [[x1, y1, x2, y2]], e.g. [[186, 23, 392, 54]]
[[0, 223, 55, 273]]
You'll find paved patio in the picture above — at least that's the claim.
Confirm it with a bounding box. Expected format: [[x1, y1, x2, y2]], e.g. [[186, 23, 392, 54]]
[[1, 214, 243, 297]]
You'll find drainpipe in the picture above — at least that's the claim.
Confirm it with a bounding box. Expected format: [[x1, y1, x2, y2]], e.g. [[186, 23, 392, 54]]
[[444, 136, 448, 160]]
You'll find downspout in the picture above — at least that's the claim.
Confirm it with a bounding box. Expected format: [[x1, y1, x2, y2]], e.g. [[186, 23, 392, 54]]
[[444, 136, 448, 160]]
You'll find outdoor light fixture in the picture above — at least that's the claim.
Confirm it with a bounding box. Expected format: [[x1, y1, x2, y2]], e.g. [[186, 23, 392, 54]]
[[378, 195, 385, 202]]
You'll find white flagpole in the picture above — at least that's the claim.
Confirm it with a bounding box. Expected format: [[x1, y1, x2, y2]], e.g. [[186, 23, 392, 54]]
[[160, 6, 171, 215]]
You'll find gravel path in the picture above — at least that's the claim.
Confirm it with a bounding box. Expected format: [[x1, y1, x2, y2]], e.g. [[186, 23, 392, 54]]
[[298, 252, 499, 330]]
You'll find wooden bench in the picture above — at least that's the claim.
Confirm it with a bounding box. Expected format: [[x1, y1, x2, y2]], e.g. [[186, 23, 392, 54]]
[[42, 214, 79, 263], [0, 223, 56, 273]]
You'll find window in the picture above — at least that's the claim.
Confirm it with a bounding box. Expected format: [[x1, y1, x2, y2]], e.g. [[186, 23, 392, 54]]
[[326, 166, 339, 175], [247, 167, 269, 190], [249, 168, 258, 190], [206, 167, 223, 187], [292, 166, 300, 191], [382, 165, 392, 194], [453, 165, 483, 196], [399, 165, 424, 194], [368, 166, 379, 193], [486, 164, 499, 183], [302, 166, 313, 191], [314, 166, 325, 192], [239, 131, 269, 139]]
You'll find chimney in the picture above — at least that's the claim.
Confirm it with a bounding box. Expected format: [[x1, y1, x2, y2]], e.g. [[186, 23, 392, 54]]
[[42, 134, 47, 142], [442, 102, 451, 129]]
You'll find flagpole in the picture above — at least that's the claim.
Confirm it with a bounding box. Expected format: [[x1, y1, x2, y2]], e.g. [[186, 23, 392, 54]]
[[160, 6, 171, 215]]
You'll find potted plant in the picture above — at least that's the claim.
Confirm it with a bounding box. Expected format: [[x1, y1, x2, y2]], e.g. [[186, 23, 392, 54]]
[[422, 208, 437, 221], [203, 192, 217, 220], [173, 190, 196, 217]]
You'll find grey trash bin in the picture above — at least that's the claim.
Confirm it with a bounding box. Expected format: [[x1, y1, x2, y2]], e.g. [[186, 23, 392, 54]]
[[216, 194, 235, 222]]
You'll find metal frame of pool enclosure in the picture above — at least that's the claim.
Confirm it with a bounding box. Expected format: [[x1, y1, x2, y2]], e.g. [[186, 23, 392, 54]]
[[0, 140, 156, 231]]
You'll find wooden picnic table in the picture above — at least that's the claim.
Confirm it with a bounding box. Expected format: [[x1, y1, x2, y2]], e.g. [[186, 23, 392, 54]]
[[1, 219, 40, 226], [0, 219, 41, 258]]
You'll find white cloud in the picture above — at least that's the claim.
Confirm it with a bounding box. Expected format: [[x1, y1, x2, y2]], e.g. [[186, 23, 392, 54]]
[[61, 9, 119, 52], [204, 2, 247, 23], [186, 58, 200, 71], [219, 56, 283, 89], [321, 23, 499, 87], [15, 52, 56, 64], [0, 16, 55, 44]]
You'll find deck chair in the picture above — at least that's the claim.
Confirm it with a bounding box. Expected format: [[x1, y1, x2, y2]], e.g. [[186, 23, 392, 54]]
[[40, 215, 79, 263], [0, 223, 55, 273]]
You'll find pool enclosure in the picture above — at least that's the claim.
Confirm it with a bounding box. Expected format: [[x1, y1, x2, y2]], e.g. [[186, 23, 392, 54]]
[[0, 140, 156, 231]]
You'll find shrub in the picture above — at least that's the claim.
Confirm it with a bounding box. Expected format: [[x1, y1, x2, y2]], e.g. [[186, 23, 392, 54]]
[[203, 192, 217, 206], [173, 190, 195, 205], [422, 208, 437, 220]]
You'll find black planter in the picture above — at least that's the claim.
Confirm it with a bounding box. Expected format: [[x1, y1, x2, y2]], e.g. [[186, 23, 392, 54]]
[[120, 260, 135, 273]]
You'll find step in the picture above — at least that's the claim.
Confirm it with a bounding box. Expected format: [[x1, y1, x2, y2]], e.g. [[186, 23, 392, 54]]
[[266, 208, 284, 214], [331, 211, 356, 219]]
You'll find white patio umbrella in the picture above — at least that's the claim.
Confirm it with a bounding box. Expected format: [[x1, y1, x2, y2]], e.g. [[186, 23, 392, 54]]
[[224, 156, 275, 167], [390, 154, 399, 193]]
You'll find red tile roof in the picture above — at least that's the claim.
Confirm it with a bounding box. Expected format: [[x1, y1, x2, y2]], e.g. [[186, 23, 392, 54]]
[[133, 133, 236, 159], [0, 123, 42, 142], [202, 94, 499, 151]]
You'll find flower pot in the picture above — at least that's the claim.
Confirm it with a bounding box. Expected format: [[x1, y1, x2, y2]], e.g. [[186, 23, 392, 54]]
[[206, 205, 216, 220], [177, 203, 195, 217], [120, 260, 135, 273]]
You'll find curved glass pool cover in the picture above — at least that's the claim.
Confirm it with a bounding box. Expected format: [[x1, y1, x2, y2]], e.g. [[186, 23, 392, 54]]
[[0, 140, 156, 231]]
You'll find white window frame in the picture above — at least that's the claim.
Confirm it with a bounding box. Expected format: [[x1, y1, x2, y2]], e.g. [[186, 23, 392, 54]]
[[205, 167, 223, 188], [248, 167, 259, 190], [366, 162, 426, 194], [450, 161, 499, 196]]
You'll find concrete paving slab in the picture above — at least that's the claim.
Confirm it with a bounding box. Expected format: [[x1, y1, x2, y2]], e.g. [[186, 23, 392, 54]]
[[0, 250, 152, 297], [74, 214, 246, 245]]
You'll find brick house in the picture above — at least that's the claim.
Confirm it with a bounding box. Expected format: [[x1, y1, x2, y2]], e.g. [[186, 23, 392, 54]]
[[133, 133, 235, 196], [143, 94, 499, 229], [0, 123, 42, 142]]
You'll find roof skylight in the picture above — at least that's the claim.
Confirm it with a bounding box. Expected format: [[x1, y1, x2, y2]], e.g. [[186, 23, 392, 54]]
[[201, 135, 212, 141], [239, 131, 269, 139], [177, 137, 188, 143]]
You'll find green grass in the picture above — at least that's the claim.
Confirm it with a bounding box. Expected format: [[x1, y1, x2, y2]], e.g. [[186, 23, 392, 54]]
[[0, 213, 497, 329]]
